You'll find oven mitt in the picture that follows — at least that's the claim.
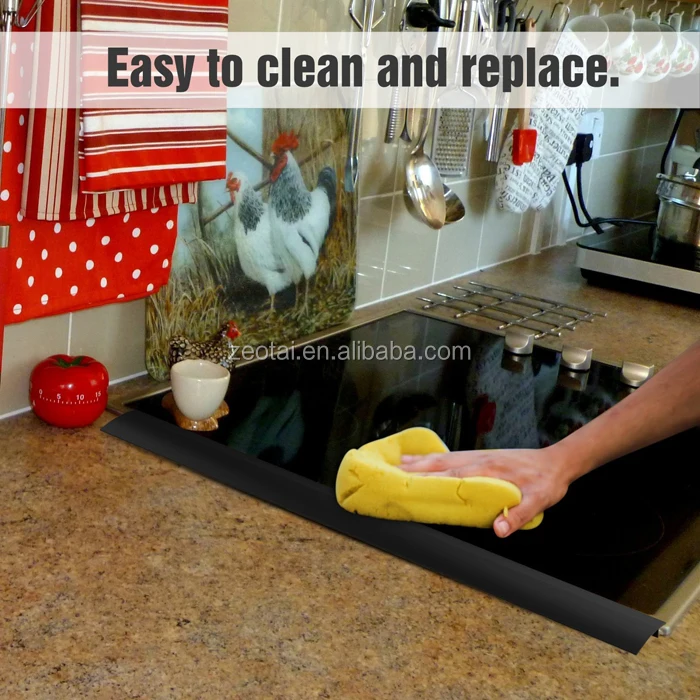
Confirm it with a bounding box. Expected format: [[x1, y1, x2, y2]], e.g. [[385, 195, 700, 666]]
[[496, 30, 592, 214], [336, 428, 544, 530]]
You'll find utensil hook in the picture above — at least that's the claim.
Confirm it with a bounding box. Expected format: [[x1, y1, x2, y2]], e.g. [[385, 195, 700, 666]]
[[550, 0, 572, 14], [349, 0, 387, 34]]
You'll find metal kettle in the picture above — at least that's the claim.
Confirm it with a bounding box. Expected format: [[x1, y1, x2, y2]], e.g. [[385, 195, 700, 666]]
[[654, 169, 700, 271]]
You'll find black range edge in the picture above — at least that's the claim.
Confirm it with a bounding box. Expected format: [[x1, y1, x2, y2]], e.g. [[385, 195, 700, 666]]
[[103, 411, 663, 654]]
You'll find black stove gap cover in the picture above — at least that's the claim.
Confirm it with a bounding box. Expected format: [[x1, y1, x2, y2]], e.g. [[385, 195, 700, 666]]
[[103, 312, 682, 653]]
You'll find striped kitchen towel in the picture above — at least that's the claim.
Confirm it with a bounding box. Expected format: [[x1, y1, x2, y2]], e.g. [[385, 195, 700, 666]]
[[19, 0, 198, 222], [79, 0, 228, 193]]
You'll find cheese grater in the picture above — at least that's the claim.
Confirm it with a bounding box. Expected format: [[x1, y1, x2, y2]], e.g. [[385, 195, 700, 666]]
[[430, 0, 478, 177], [431, 107, 475, 177]]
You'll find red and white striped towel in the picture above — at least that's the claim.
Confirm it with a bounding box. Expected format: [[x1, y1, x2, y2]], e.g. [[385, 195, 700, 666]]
[[79, 0, 228, 193], [19, 0, 200, 222]]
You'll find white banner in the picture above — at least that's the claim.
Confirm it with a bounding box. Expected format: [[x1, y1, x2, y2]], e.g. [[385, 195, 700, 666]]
[[4, 31, 699, 109]]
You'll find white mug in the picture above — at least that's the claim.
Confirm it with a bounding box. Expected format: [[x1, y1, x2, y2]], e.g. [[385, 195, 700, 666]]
[[171, 359, 231, 422], [633, 17, 670, 82], [602, 11, 646, 80], [566, 15, 610, 54]]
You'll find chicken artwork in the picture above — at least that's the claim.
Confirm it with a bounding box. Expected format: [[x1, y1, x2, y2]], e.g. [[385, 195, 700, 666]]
[[269, 132, 337, 313], [225, 132, 337, 315], [145, 107, 356, 383], [225, 174, 290, 313]]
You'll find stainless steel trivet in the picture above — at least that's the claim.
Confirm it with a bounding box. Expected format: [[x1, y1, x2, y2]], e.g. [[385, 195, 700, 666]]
[[418, 282, 607, 339]]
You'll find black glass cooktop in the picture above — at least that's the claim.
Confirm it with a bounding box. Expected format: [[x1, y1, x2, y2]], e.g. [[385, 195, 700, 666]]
[[127, 312, 699, 617]]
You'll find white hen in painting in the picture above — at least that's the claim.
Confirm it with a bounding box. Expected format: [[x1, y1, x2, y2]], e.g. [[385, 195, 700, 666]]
[[268, 132, 337, 313], [226, 173, 291, 312]]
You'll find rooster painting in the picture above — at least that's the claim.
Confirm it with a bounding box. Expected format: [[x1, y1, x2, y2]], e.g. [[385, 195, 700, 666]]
[[226, 173, 291, 313], [269, 132, 337, 313], [145, 108, 356, 383]]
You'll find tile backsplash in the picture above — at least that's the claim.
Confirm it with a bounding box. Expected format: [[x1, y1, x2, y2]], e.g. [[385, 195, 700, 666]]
[[0, 0, 689, 418], [0, 301, 147, 417], [349, 1, 682, 306]]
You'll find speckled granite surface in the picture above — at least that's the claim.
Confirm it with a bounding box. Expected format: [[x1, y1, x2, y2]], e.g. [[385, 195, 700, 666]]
[[1, 245, 699, 698]]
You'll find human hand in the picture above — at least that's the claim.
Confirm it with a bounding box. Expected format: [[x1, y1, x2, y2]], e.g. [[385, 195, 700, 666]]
[[399, 447, 576, 538]]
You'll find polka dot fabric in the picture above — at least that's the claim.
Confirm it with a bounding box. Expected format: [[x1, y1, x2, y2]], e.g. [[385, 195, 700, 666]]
[[1, 105, 177, 324]]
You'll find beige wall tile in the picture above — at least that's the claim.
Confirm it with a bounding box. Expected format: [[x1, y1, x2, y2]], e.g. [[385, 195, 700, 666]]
[[280, 0, 351, 32], [434, 178, 485, 282], [587, 148, 646, 220], [382, 193, 440, 298], [646, 109, 678, 147], [360, 109, 400, 197], [478, 181, 524, 268], [677, 110, 700, 150], [228, 0, 280, 31], [599, 109, 649, 156], [0, 315, 70, 416], [356, 195, 392, 306], [635, 144, 665, 216], [518, 208, 537, 255], [69, 300, 147, 383], [535, 182, 563, 249]]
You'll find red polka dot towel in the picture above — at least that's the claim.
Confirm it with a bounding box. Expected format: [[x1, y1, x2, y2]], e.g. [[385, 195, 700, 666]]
[[2, 97, 177, 324]]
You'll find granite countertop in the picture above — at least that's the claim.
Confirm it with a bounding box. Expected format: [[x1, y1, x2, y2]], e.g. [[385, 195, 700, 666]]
[[2, 245, 699, 699]]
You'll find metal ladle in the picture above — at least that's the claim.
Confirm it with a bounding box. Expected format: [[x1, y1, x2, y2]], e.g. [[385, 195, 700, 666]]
[[405, 107, 447, 230], [444, 184, 465, 223]]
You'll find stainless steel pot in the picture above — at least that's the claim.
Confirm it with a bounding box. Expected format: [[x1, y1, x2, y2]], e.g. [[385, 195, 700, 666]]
[[655, 169, 700, 271]]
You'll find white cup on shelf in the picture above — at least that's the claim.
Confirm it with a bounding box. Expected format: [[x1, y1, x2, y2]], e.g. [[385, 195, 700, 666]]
[[602, 9, 647, 81], [632, 14, 670, 82]]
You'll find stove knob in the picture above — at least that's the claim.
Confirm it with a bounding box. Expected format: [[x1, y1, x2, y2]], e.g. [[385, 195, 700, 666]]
[[620, 361, 656, 388], [561, 346, 593, 372], [504, 329, 535, 356]]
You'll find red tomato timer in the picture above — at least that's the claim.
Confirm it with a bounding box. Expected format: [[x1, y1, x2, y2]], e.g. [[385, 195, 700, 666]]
[[30, 356, 109, 428]]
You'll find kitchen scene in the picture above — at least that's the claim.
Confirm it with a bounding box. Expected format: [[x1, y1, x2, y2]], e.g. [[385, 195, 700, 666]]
[[1, 0, 700, 696]]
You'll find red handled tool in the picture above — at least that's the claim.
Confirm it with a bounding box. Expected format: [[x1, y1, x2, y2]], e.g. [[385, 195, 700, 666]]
[[512, 18, 538, 166]]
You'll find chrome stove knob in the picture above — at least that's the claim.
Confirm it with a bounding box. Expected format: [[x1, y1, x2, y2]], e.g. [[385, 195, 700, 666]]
[[620, 362, 656, 388], [504, 329, 535, 356], [561, 346, 593, 372]]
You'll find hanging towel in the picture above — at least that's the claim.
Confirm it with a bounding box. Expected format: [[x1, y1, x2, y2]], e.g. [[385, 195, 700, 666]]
[[3, 41, 179, 324], [79, 0, 228, 193], [496, 31, 591, 214], [19, 0, 200, 222]]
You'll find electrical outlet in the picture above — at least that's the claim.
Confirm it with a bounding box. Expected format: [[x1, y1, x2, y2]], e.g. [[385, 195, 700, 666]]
[[578, 111, 605, 160]]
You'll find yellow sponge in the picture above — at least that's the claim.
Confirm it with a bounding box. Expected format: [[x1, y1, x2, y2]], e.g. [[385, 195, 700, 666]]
[[336, 428, 543, 530]]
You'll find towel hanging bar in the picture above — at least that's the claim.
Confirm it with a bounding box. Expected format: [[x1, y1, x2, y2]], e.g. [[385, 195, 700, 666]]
[[1, 0, 47, 28]]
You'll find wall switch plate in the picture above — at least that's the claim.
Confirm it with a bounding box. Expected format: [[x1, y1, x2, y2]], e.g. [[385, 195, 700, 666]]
[[578, 111, 605, 161]]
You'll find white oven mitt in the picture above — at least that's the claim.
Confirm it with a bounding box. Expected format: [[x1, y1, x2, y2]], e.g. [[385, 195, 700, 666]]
[[496, 31, 593, 214]]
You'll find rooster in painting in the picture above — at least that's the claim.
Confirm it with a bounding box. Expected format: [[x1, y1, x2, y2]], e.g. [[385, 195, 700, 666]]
[[169, 321, 241, 370], [268, 131, 337, 313], [226, 173, 291, 313]]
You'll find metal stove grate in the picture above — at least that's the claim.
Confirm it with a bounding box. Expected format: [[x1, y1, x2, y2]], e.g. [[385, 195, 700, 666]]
[[418, 282, 607, 339]]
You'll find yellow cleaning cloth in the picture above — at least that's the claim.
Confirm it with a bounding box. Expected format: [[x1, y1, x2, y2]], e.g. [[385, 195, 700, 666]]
[[336, 428, 543, 530]]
